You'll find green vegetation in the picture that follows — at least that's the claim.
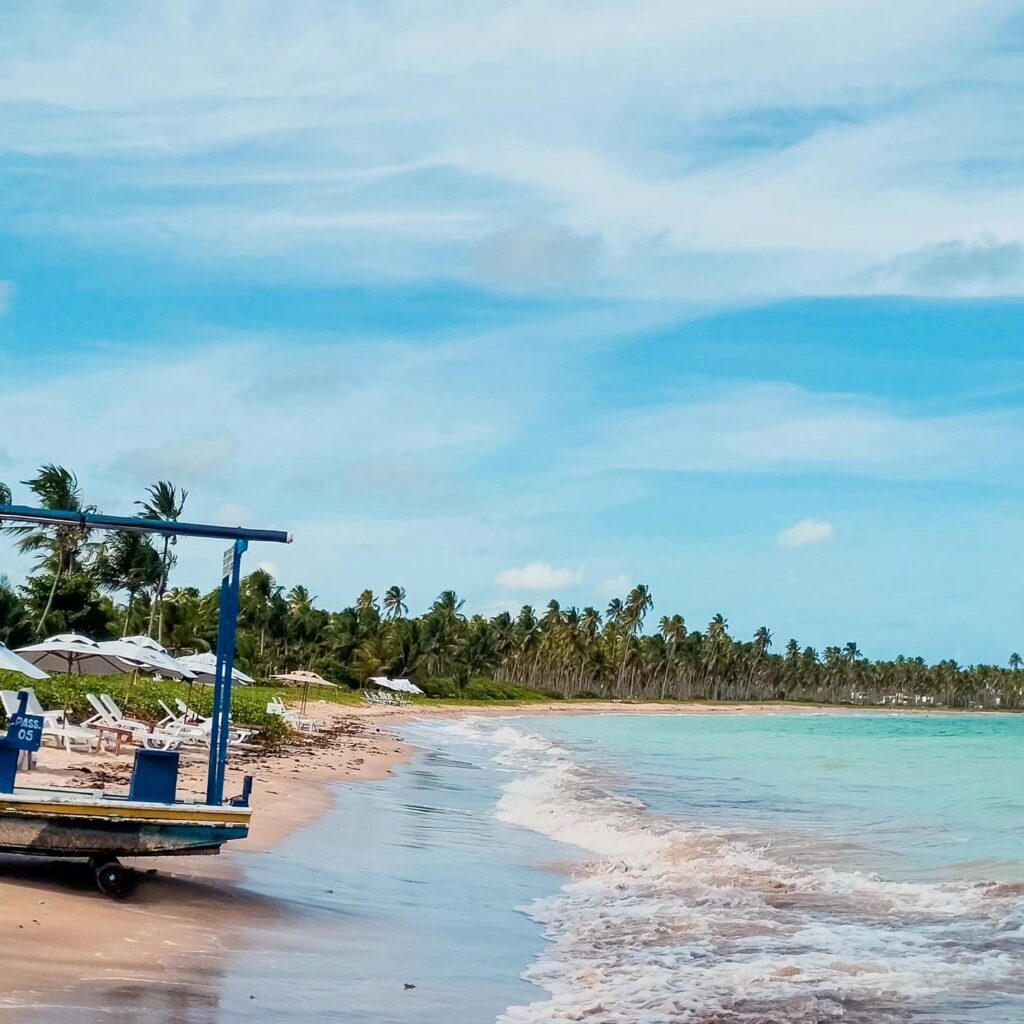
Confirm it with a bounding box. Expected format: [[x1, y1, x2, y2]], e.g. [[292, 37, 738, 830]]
[[0, 670, 291, 743], [2, 465, 1023, 711]]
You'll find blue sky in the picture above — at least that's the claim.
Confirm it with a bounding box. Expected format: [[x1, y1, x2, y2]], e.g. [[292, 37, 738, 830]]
[[2, 1, 1024, 663]]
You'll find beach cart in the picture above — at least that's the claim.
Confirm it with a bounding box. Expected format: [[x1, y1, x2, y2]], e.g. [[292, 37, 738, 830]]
[[0, 504, 291, 896]]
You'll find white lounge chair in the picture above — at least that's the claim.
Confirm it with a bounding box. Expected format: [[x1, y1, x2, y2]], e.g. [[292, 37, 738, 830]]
[[172, 699, 256, 745], [266, 695, 321, 733], [0, 689, 101, 753], [86, 693, 182, 751]]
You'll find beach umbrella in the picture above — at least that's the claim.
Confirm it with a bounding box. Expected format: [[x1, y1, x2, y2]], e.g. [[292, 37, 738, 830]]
[[271, 670, 337, 714], [369, 676, 424, 695], [176, 652, 255, 686], [15, 634, 142, 676], [0, 642, 50, 681], [116, 635, 197, 681]]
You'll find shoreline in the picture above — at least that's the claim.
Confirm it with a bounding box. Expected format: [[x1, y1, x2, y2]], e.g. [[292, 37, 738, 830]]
[[0, 697, 993, 1014]]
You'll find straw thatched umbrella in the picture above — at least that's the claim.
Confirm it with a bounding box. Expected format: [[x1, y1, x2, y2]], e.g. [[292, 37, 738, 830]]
[[271, 670, 337, 713]]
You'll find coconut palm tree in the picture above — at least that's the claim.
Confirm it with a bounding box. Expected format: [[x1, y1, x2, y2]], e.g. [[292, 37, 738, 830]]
[[136, 481, 188, 642], [94, 531, 162, 635], [13, 465, 96, 637], [384, 585, 408, 620], [240, 568, 283, 658], [432, 590, 465, 617], [658, 614, 686, 698]]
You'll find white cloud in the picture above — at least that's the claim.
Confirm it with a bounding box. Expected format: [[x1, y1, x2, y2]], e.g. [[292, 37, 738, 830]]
[[777, 518, 835, 548], [598, 574, 631, 598], [591, 382, 1024, 481], [0, 2, 1020, 298], [111, 434, 240, 483], [471, 221, 602, 292], [495, 562, 583, 590], [867, 235, 1024, 296], [216, 503, 253, 526], [0, 320, 579, 603]]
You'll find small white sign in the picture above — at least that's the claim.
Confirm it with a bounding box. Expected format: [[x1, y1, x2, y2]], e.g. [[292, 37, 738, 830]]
[[222, 546, 234, 581]]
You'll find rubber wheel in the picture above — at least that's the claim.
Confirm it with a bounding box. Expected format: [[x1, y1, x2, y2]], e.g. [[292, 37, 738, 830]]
[[94, 860, 132, 899]]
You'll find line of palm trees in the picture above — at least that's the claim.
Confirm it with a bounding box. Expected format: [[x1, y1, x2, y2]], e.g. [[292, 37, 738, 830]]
[[1, 465, 187, 642], [2, 465, 1023, 708]]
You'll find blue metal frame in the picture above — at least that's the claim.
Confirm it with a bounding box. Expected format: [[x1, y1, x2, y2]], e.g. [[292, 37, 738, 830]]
[[0, 504, 290, 806], [207, 538, 247, 804], [0, 505, 290, 545]]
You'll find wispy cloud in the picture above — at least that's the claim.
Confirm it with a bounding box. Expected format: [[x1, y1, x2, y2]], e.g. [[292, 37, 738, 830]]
[[590, 382, 1024, 481], [495, 562, 583, 590], [866, 236, 1024, 296], [0, 2, 1020, 298], [598, 574, 631, 598], [110, 434, 240, 484], [777, 518, 834, 548]]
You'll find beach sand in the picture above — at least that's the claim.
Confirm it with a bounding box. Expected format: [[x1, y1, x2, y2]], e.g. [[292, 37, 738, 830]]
[[0, 697, 931, 1012], [0, 702, 407, 1009]]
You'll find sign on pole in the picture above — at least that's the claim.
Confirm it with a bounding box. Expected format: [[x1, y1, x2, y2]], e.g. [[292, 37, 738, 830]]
[[6, 713, 43, 753], [222, 546, 234, 581]]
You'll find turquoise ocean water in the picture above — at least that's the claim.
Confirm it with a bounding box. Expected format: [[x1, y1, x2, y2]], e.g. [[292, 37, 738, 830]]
[[12, 712, 1024, 1023]]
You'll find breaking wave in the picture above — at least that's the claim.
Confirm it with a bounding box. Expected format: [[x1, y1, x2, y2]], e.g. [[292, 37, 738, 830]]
[[443, 720, 1024, 1024]]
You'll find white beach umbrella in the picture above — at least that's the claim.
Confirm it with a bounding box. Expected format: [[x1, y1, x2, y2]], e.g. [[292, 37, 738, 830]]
[[15, 634, 138, 676], [391, 677, 423, 695], [95, 639, 193, 680], [176, 652, 256, 686], [114, 635, 197, 680], [0, 642, 51, 681], [369, 676, 424, 695]]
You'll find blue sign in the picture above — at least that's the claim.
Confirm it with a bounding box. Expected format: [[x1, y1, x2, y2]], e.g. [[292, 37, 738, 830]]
[[6, 713, 43, 752]]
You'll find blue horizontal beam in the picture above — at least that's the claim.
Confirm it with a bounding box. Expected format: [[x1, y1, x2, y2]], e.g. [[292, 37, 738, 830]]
[[0, 504, 291, 545]]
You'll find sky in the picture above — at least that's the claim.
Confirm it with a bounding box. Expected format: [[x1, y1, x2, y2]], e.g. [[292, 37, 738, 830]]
[[1, 0, 1024, 664]]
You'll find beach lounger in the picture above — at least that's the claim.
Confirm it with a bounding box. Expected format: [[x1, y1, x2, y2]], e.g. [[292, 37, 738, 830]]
[[86, 693, 183, 751], [165, 699, 257, 746], [0, 689, 101, 753], [266, 696, 321, 733]]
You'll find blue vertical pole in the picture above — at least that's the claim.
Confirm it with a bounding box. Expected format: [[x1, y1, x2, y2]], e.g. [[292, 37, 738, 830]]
[[206, 538, 247, 805]]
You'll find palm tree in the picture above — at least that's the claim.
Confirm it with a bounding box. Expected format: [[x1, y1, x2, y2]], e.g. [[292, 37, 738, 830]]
[[14, 465, 95, 637], [241, 568, 283, 658], [658, 613, 686, 698], [384, 585, 408, 620], [136, 481, 188, 642], [94, 531, 162, 635], [0, 481, 11, 505], [432, 590, 465, 617], [1010, 653, 1022, 672]]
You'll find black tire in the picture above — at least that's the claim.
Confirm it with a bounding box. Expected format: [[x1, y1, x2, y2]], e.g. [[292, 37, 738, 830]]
[[94, 859, 132, 899]]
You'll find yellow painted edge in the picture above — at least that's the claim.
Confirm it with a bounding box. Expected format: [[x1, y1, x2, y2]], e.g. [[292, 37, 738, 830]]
[[0, 801, 250, 826]]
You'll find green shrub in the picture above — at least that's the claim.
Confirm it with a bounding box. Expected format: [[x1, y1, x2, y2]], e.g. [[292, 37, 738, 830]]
[[461, 678, 551, 701], [0, 673, 289, 744], [418, 677, 461, 699]]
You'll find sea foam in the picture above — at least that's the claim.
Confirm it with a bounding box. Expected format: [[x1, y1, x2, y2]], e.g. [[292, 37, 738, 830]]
[[443, 721, 1024, 1024]]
